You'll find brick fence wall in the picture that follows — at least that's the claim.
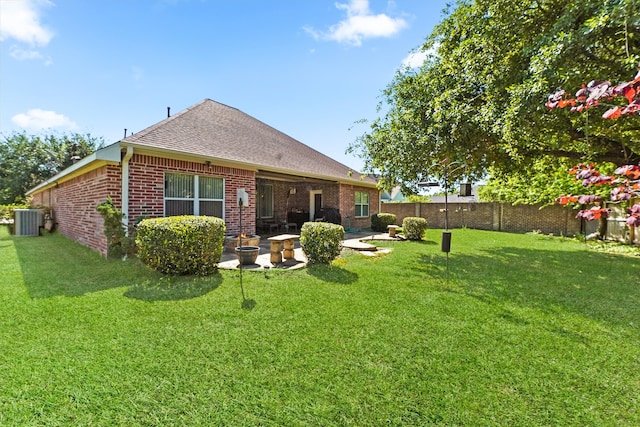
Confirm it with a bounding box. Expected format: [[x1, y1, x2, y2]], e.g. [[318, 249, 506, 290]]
[[381, 202, 583, 236]]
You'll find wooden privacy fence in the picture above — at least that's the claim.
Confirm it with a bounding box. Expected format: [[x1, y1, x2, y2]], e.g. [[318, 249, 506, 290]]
[[381, 201, 638, 243]]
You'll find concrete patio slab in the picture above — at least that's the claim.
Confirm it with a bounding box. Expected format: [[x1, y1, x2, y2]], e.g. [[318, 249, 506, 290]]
[[217, 231, 400, 271]]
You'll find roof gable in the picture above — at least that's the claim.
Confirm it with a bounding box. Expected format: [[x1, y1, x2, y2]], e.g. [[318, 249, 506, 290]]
[[122, 99, 375, 185]]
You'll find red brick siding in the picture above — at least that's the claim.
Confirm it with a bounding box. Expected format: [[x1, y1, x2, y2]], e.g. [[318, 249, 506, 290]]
[[30, 165, 121, 256], [127, 154, 256, 236], [262, 180, 340, 225], [339, 184, 379, 230], [29, 151, 384, 254], [257, 180, 380, 229]]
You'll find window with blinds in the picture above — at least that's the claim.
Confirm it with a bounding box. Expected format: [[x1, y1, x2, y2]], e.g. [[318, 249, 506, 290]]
[[164, 173, 224, 218], [355, 191, 369, 218]]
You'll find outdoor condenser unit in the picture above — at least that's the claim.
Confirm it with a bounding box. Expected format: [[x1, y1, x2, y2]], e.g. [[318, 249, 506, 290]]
[[14, 209, 43, 236]]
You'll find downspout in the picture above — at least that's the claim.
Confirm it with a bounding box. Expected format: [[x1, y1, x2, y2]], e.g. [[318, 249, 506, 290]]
[[121, 146, 134, 233]]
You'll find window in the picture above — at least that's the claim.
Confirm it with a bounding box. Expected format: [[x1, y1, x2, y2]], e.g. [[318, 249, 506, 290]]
[[257, 183, 273, 218], [165, 173, 224, 217], [355, 191, 369, 218]]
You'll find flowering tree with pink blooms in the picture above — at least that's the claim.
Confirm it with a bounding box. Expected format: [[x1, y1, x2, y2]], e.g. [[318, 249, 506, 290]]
[[546, 68, 640, 119], [556, 163, 640, 229], [549, 71, 640, 240]]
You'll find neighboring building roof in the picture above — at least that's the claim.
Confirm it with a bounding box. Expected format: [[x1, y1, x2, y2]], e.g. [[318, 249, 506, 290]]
[[429, 185, 482, 203], [381, 186, 405, 202], [121, 99, 376, 186]]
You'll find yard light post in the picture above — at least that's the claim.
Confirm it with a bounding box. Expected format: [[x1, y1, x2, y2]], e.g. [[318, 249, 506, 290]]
[[419, 159, 469, 281], [418, 159, 467, 233]]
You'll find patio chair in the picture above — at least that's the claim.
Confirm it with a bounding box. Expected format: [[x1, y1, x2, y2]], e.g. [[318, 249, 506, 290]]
[[257, 219, 278, 234]]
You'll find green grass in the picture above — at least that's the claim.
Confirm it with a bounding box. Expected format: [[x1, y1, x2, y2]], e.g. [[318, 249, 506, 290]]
[[1, 225, 639, 426]]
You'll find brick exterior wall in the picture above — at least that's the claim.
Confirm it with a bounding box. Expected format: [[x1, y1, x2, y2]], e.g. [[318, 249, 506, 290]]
[[127, 154, 256, 237], [29, 152, 382, 255], [30, 165, 121, 256], [338, 184, 379, 230], [258, 180, 379, 230], [382, 202, 583, 236]]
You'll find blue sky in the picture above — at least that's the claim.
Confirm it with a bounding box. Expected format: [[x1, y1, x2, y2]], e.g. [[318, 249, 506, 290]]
[[1, 0, 451, 172]]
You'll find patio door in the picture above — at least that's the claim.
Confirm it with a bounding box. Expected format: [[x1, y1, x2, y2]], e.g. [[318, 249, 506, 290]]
[[310, 190, 322, 220]]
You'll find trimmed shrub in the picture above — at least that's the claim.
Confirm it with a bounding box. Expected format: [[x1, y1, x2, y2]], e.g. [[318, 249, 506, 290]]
[[371, 212, 397, 232], [300, 221, 344, 264], [136, 215, 225, 275], [402, 217, 428, 240]]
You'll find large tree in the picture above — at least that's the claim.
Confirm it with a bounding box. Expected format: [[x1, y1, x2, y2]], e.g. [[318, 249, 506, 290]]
[[0, 132, 103, 204], [349, 0, 640, 202]]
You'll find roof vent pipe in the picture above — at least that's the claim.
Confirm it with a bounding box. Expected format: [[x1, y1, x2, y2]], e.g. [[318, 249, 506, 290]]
[[167, 107, 170, 118], [124, 128, 127, 138]]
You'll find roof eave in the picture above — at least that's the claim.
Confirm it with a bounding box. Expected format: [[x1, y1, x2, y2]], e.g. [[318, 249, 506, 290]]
[[26, 143, 122, 195], [121, 143, 378, 187]]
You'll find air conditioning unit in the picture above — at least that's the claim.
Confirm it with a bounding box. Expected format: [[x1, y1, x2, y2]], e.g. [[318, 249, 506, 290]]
[[14, 209, 43, 236]]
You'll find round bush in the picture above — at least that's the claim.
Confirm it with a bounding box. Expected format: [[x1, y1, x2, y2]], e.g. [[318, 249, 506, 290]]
[[402, 216, 428, 240], [136, 215, 226, 275], [300, 222, 344, 264], [371, 212, 397, 232]]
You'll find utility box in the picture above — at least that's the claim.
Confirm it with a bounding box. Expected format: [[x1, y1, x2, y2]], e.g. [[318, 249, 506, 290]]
[[14, 209, 43, 236], [460, 183, 472, 197]]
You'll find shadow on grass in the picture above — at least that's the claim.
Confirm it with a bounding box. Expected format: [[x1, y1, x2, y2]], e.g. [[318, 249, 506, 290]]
[[415, 245, 640, 328], [124, 274, 222, 301], [11, 231, 221, 300], [306, 263, 358, 284], [415, 239, 439, 246]]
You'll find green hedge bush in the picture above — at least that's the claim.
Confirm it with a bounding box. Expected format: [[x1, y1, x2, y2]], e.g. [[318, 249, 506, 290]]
[[136, 215, 225, 275], [0, 203, 30, 221], [402, 217, 428, 240], [300, 222, 344, 264], [371, 212, 397, 232]]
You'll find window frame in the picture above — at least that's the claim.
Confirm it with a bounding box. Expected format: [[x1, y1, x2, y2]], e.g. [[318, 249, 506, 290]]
[[164, 172, 225, 218], [257, 183, 274, 219], [355, 191, 370, 218]]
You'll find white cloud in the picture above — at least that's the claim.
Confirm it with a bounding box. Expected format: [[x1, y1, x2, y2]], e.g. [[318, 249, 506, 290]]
[[9, 45, 44, 60], [9, 44, 53, 65], [1, 0, 54, 63], [401, 44, 439, 68], [0, 0, 54, 45], [12, 109, 78, 130], [306, 0, 407, 46], [402, 51, 427, 68]]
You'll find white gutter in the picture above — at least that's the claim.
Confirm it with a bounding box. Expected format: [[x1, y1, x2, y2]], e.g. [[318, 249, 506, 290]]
[[121, 146, 134, 229]]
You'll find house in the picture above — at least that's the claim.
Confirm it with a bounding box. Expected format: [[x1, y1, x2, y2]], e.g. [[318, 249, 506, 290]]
[[380, 186, 405, 203], [27, 99, 380, 256], [428, 185, 482, 203]]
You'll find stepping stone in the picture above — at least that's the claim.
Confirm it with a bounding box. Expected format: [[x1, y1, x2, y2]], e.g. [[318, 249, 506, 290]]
[[342, 239, 378, 251]]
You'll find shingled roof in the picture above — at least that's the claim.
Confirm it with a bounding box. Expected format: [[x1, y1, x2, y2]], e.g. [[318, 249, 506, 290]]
[[121, 99, 375, 186]]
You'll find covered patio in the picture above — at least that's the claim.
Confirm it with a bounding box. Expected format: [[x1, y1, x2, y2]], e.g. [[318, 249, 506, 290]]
[[253, 170, 344, 234]]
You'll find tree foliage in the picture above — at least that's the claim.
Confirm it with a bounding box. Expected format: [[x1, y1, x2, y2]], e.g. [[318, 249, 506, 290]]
[[478, 157, 606, 205], [349, 0, 640, 198], [556, 163, 640, 229], [0, 132, 103, 204]]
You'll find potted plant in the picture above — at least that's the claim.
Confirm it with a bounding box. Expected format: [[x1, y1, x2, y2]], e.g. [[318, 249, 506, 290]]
[[235, 246, 260, 265]]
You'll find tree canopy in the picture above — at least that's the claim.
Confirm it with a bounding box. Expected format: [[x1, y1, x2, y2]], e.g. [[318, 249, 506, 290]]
[[349, 0, 640, 202], [0, 132, 103, 204]]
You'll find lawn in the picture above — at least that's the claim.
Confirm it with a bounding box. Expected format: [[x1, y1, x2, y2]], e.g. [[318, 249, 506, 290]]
[[1, 225, 639, 426]]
